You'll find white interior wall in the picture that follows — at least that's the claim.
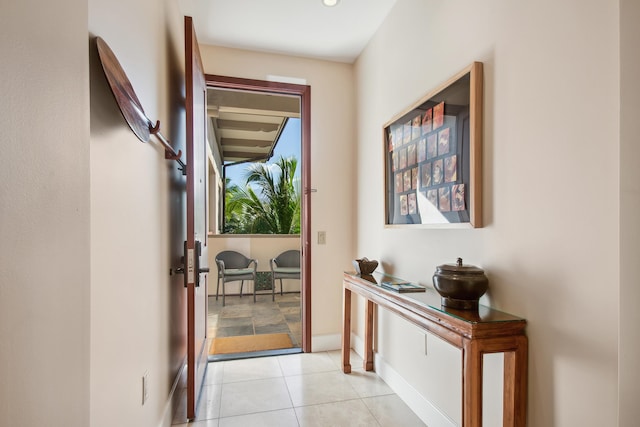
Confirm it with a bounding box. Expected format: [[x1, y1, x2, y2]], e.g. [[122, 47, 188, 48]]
[[0, 1, 90, 426], [89, 1, 187, 426], [199, 45, 356, 339], [355, 0, 621, 425]]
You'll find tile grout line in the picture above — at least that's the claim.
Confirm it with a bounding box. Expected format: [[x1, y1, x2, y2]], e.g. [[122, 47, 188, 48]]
[[279, 355, 302, 426]]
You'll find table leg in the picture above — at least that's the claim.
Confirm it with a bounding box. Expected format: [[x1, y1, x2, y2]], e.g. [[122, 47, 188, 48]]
[[364, 299, 374, 371], [463, 339, 483, 427], [341, 287, 352, 373], [503, 335, 528, 426]]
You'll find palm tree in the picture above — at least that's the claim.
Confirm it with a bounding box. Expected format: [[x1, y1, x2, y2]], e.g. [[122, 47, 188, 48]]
[[223, 178, 251, 233], [225, 156, 300, 234]]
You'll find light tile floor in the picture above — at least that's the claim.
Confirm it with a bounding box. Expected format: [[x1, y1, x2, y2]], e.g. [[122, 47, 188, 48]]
[[172, 350, 426, 427]]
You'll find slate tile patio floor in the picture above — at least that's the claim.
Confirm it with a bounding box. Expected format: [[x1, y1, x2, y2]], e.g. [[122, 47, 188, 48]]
[[208, 292, 302, 347]]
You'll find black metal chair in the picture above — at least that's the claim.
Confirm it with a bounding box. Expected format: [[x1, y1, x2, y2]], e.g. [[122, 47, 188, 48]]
[[269, 250, 301, 301], [215, 250, 258, 306]]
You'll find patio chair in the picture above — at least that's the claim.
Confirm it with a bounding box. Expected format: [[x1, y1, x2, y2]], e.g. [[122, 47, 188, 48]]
[[215, 250, 258, 306], [269, 250, 301, 301]]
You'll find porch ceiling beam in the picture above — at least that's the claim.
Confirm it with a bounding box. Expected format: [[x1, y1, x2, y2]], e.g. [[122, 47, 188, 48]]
[[221, 138, 273, 148], [215, 106, 300, 119], [223, 151, 270, 160], [216, 119, 280, 132]]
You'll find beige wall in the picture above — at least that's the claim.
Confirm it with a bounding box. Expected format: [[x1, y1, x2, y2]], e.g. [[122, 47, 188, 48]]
[[355, 0, 622, 425], [200, 45, 357, 340], [0, 1, 90, 426], [619, 0, 640, 424], [89, 0, 187, 426]]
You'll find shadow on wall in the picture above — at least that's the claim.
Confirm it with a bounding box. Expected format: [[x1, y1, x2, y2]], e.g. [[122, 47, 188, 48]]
[[88, 34, 125, 137], [88, 32, 189, 387]]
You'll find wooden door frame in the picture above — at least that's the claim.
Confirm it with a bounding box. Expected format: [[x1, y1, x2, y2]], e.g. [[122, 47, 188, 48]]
[[185, 17, 209, 419], [205, 74, 311, 352]]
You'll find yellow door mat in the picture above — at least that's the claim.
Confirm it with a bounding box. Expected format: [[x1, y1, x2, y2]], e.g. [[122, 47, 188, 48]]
[[209, 333, 293, 355]]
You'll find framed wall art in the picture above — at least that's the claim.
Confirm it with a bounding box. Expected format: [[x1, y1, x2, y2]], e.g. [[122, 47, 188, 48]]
[[384, 62, 483, 228]]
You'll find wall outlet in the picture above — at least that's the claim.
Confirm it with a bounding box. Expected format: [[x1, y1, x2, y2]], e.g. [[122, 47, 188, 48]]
[[318, 231, 326, 245], [142, 371, 149, 405]]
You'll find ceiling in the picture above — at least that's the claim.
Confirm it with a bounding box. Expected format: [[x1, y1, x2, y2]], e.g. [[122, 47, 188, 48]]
[[180, 0, 398, 164], [207, 88, 300, 164], [178, 0, 398, 63]]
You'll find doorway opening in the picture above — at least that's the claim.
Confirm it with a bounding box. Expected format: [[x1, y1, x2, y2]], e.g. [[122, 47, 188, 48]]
[[204, 75, 311, 361]]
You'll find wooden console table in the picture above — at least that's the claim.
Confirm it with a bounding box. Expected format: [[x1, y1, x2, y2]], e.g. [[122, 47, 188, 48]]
[[342, 272, 527, 427]]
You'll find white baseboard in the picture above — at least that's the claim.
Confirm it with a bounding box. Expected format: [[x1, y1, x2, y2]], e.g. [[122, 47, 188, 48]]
[[157, 359, 187, 427], [350, 332, 457, 427], [311, 333, 341, 352], [350, 332, 365, 356]]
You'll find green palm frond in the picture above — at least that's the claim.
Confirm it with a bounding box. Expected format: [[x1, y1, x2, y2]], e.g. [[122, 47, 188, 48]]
[[225, 156, 301, 234]]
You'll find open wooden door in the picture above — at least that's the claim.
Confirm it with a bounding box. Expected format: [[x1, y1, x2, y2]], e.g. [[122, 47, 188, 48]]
[[184, 16, 209, 420]]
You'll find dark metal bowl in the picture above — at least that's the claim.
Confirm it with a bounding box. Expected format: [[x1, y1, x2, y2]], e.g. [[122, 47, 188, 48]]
[[432, 258, 488, 310]]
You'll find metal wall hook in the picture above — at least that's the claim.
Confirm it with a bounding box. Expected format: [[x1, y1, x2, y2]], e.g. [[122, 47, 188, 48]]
[[149, 120, 186, 174]]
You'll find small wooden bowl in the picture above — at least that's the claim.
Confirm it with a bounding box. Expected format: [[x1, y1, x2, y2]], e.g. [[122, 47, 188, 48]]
[[353, 258, 379, 275]]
